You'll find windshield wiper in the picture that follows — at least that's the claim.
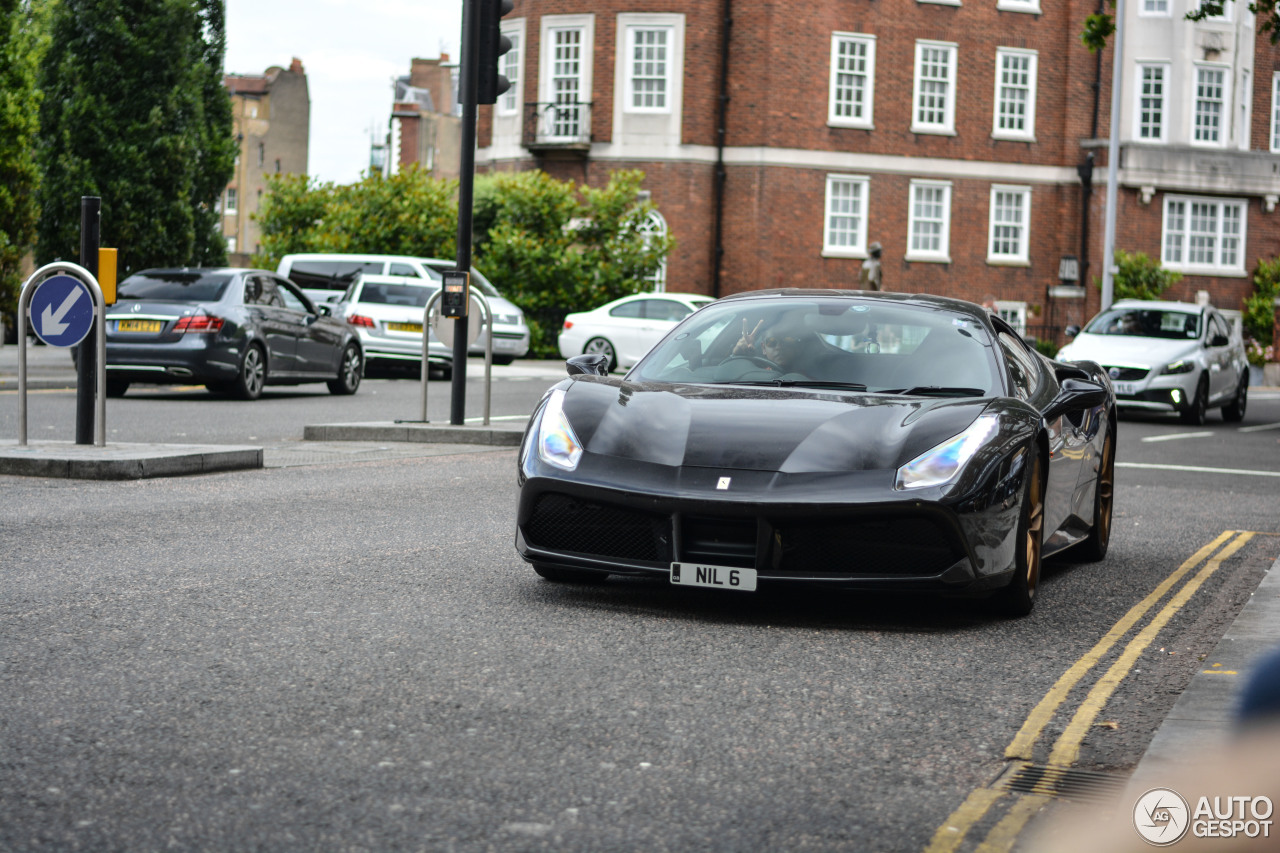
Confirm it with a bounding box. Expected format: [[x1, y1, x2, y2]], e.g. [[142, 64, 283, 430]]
[[729, 379, 868, 391], [885, 386, 987, 397]]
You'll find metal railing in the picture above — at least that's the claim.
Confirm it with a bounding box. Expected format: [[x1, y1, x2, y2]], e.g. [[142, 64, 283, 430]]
[[522, 101, 592, 148]]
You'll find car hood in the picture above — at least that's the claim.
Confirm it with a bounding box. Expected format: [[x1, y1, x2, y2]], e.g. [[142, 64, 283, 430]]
[[559, 377, 992, 474], [1058, 333, 1197, 369]]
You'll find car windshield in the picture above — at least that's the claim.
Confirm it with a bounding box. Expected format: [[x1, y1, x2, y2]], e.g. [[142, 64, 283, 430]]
[[630, 297, 999, 394], [356, 282, 438, 307], [1083, 307, 1201, 340], [117, 271, 233, 302], [288, 261, 384, 293]]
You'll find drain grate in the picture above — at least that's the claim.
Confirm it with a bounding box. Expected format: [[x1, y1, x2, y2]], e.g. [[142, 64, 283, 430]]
[[996, 762, 1130, 804]]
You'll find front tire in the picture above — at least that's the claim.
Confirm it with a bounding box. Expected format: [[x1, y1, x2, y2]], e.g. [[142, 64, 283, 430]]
[[234, 343, 266, 400], [584, 337, 617, 373], [327, 342, 363, 395], [994, 450, 1044, 617], [1222, 376, 1248, 423], [1180, 375, 1209, 425], [1076, 425, 1115, 562]]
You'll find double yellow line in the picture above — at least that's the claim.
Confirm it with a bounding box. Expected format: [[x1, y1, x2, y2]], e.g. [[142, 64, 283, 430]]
[[925, 529, 1256, 853]]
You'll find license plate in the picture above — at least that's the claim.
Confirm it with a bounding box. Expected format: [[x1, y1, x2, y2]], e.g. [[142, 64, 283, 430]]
[[116, 320, 163, 333], [1113, 381, 1137, 396], [387, 322, 423, 333], [670, 562, 757, 592]]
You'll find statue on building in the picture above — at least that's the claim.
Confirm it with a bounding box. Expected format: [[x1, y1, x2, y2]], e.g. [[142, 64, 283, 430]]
[[859, 241, 883, 291]]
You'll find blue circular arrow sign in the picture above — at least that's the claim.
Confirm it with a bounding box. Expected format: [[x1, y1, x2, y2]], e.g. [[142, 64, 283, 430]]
[[30, 274, 95, 348]]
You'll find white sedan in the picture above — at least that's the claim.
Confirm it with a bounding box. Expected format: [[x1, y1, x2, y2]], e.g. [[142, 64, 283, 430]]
[[558, 292, 714, 372], [1057, 299, 1249, 425]]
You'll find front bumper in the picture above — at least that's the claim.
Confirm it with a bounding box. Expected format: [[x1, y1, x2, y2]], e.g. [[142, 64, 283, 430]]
[[1103, 364, 1196, 414], [515, 455, 1023, 594]]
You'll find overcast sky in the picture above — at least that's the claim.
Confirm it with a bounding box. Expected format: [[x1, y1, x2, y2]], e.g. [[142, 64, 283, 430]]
[[224, 0, 463, 186]]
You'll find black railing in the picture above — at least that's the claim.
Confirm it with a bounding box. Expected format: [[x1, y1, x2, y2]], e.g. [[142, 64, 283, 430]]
[[522, 101, 592, 149]]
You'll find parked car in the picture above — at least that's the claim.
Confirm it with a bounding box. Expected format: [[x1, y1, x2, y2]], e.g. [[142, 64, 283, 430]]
[[104, 268, 363, 400], [557, 292, 715, 372], [1056, 299, 1248, 425], [277, 253, 441, 306], [279, 253, 532, 365], [329, 274, 450, 375], [519, 290, 1117, 616], [416, 258, 531, 365]]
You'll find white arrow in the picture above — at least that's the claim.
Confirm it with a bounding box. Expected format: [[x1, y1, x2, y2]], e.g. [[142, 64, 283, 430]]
[[40, 286, 84, 337]]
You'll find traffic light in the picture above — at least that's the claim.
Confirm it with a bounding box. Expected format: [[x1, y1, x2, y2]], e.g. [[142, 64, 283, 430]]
[[476, 0, 514, 105]]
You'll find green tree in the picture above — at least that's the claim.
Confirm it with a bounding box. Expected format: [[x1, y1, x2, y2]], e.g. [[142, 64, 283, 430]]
[[1099, 250, 1181, 301], [1243, 258, 1280, 363], [35, 0, 235, 275], [476, 170, 674, 355], [253, 167, 458, 267], [1083, 2, 1280, 52], [0, 0, 52, 333]]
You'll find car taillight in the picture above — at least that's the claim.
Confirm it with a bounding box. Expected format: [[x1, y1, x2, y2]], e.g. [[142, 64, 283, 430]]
[[347, 314, 376, 328], [174, 314, 224, 333], [563, 320, 574, 330]]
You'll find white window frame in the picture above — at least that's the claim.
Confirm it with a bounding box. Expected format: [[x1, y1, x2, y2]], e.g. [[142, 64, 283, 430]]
[[1134, 62, 1169, 143], [1191, 63, 1229, 147], [918, 0, 961, 6], [1139, 0, 1170, 16], [907, 180, 952, 262], [912, 41, 957, 135], [823, 174, 870, 257], [988, 185, 1031, 264], [828, 32, 876, 129], [539, 15, 594, 143], [1161, 195, 1247, 274], [992, 48, 1037, 141], [995, 301, 1028, 335], [624, 25, 672, 113], [224, 187, 238, 216], [498, 26, 523, 116], [996, 0, 1041, 14], [1270, 72, 1280, 153], [227, 236, 237, 254]]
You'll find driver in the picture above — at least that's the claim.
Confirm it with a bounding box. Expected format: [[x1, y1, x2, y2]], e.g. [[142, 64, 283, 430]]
[[729, 318, 810, 375]]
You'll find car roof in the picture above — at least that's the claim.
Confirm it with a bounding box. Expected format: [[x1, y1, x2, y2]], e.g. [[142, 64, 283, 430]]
[[134, 267, 249, 276], [358, 274, 438, 287], [717, 288, 989, 320], [1111, 299, 1207, 312]]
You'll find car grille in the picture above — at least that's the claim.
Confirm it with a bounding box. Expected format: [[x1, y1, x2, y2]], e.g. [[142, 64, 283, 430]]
[[680, 516, 757, 568], [525, 493, 672, 562], [1103, 366, 1149, 382], [772, 517, 963, 576]]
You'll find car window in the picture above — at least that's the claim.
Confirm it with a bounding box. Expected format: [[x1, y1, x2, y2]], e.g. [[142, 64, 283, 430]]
[[388, 263, 421, 277], [997, 331, 1038, 400], [610, 301, 644, 319], [287, 260, 382, 294], [275, 278, 310, 312], [117, 271, 232, 302], [631, 298, 997, 393], [1084, 307, 1200, 340], [358, 282, 438, 307], [1208, 312, 1229, 344], [645, 300, 694, 322], [256, 277, 286, 308]]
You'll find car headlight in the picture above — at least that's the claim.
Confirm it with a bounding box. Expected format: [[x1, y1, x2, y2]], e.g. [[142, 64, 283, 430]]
[[896, 414, 999, 490], [536, 389, 583, 470], [1160, 359, 1194, 375]]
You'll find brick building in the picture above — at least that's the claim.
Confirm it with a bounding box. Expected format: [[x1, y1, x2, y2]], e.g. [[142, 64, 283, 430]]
[[385, 57, 465, 180], [222, 59, 311, 264], [478, 1, 1280, 343]]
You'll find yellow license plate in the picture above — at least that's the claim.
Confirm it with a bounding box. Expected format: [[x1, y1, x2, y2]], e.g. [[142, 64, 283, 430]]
[[387, 322, 423, 333], [117, 320, 163, 332]]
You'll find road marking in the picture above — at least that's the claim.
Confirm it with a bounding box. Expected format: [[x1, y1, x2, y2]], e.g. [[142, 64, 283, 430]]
[[925, 530, 1245, 853], [1117, 462, 1280, 478], [1238, 421, 1280, 433], [1140, 431, 1212, 443], [1002, 529, 1236, 762], [1047, 531, 1254, 767]]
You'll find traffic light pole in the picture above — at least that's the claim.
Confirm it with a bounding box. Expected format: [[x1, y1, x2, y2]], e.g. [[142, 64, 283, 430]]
[[76, 197, 101, 444], [450, 0, 480, 426]]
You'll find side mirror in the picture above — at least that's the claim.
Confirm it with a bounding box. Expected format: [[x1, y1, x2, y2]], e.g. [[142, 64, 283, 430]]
[[1209, 333, 1229, 348], [1064, 325, 1081, 338], [567, 353, 610, 376], [1045, 377, 1109, 421], [316, 303, 332, 317]]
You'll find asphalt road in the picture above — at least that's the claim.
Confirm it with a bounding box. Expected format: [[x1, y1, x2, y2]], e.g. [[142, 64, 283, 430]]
[[1, 378, 1278, 851]]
